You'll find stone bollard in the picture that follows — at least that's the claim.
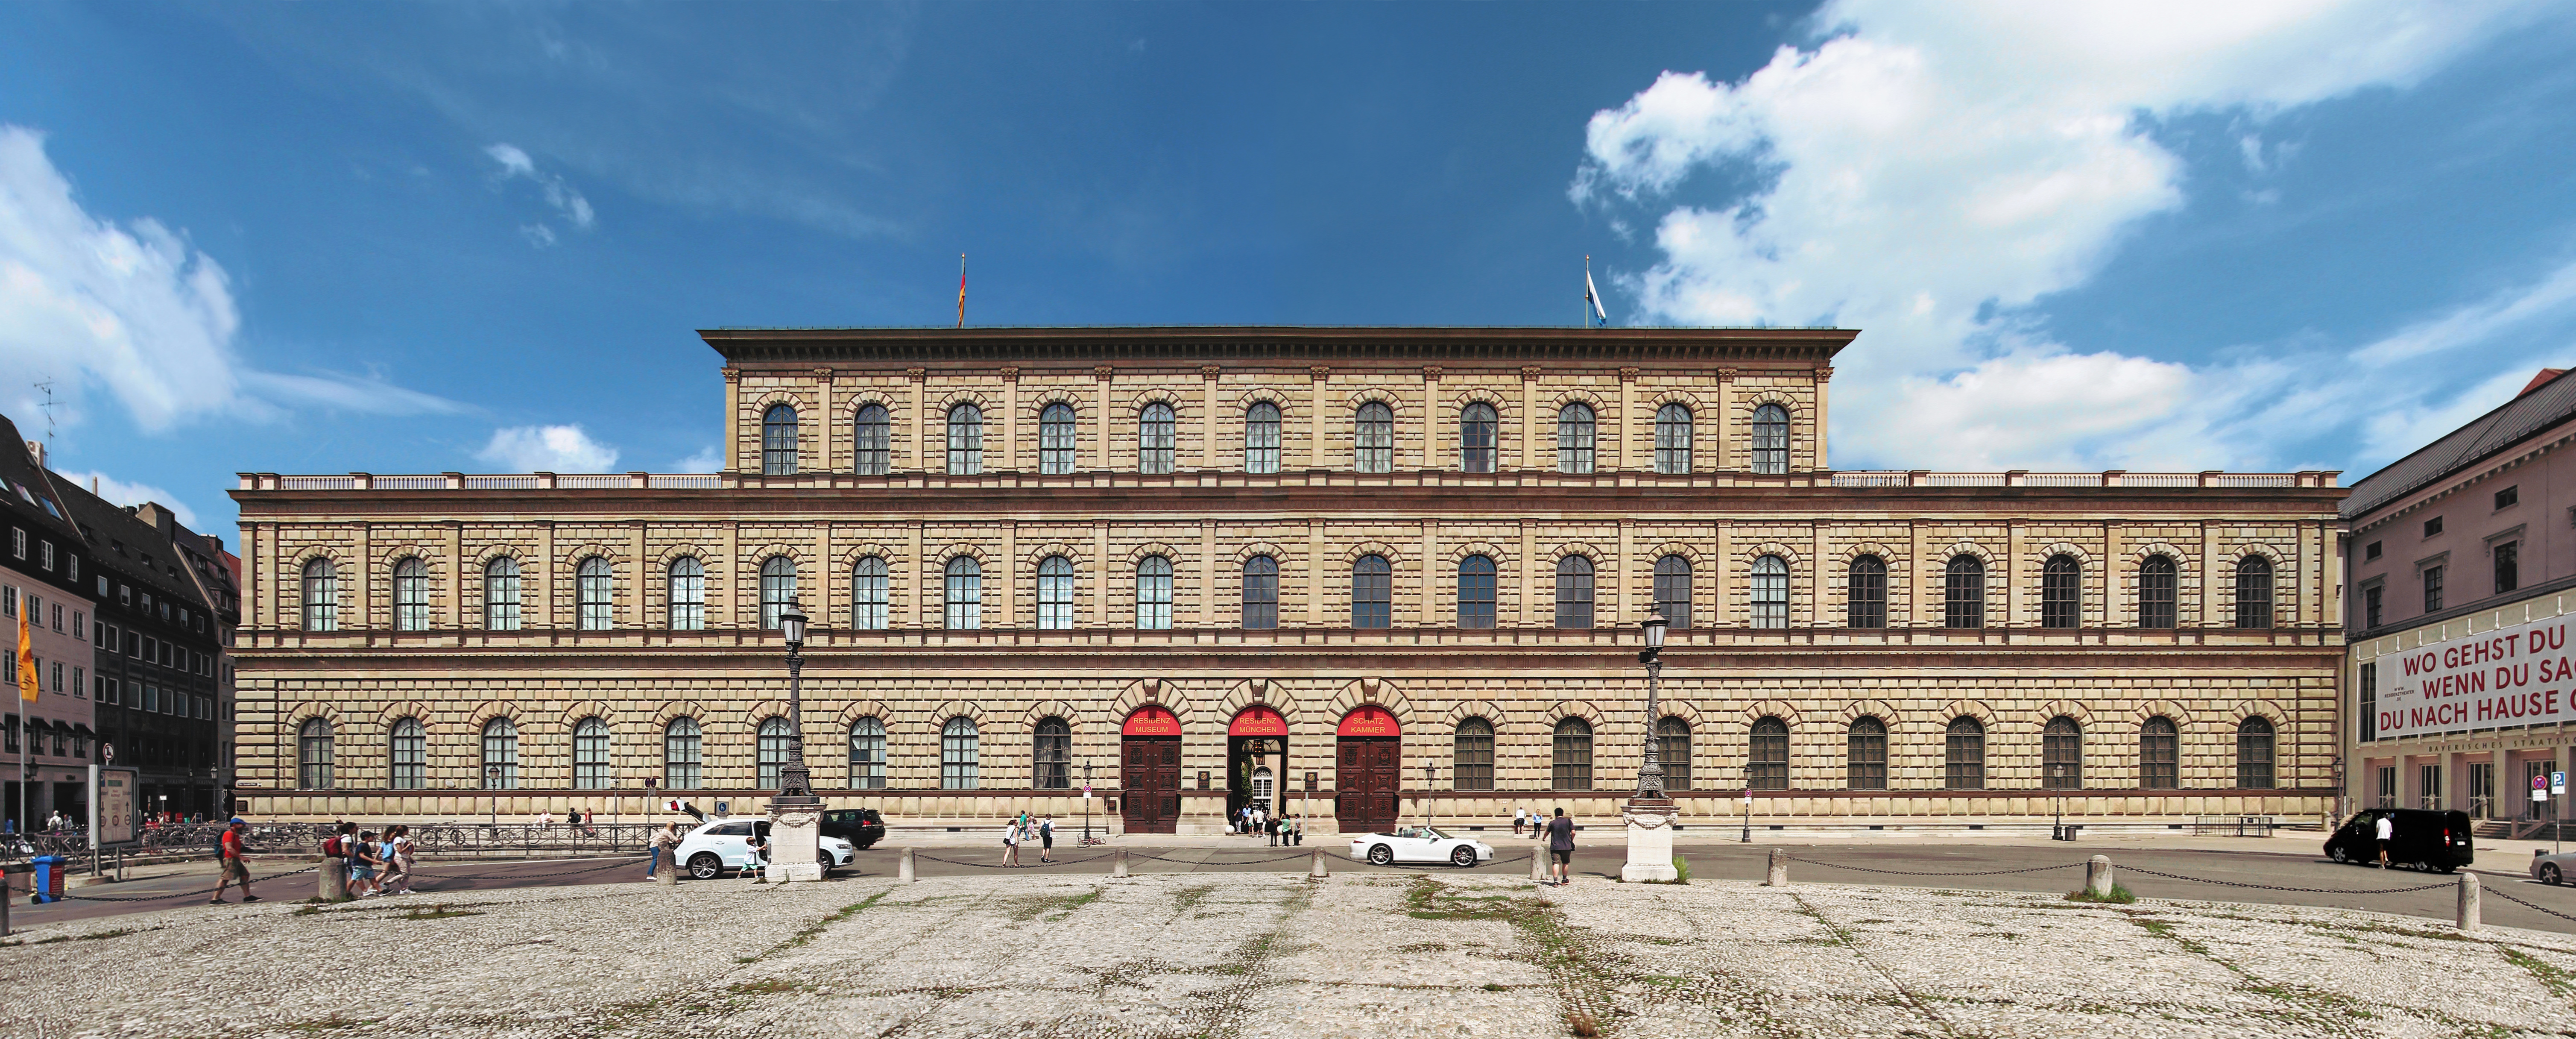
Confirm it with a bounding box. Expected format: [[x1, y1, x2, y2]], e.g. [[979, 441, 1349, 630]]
[[2086, 855, 2114, 899], [321, 858, 350, 902], [654, 863, 677, 887], [2458, 872, 2482, 933], [1310, 849, 1328, 878], [1113, 848, 1130, 878], [898, 847, 916, 884], [1531, 848, 1547, 883], [1763, 848, 1789, 887]]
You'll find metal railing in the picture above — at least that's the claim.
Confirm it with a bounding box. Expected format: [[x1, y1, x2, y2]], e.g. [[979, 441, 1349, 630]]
[[2190, 815, 2278, 837], [0, 821, 662, 866]]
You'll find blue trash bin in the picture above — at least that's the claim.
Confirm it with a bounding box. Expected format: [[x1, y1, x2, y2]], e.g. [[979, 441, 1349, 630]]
[[30, 855, 64, 904]]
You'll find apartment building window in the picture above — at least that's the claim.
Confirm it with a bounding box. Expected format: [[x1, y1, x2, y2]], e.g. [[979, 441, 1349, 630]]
[[2363, 584, 2383, 629], [1459, 403, 1497, 473], [1354, 402, 1394, 473], [1040, 403, 1077, 475], [853, 404, 891, 475], [946, 404, 984, 475], [1751, 404, 1789, 474], [1244, 402, 1282, 474], [1654, 404, 1692, 474], [2497, 541, 2520, 596], [2423, 565, 2444, 613], [2139, 556, 2177, 629], [761, 404, 799, 475], [2359, 662, 2378, 741], [1556, 404, 1595, 474], [1139, 403, 1177, 474], [1241, 557, 1279, 629], [2236, 555, 2275, 629]]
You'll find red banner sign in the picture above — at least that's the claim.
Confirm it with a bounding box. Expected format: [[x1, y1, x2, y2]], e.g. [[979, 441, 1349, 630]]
[[1122, 705, 1182, 737], [1337, 704, 1399, 738], [1229, 705, 1288, 737]]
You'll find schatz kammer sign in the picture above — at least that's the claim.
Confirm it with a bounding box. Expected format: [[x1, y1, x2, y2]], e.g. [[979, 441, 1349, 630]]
[[2378, 616, 2576, 738]]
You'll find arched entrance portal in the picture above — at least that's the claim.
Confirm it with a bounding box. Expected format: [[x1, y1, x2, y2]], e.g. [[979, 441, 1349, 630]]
[[1335, 705, 1401, 834], [1228, 706, 1289, 826], [1119, 706, 1183, 834]]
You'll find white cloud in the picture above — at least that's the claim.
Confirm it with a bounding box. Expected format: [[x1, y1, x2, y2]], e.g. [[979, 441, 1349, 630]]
[[1574, 0, 2553, 470], [53, 469, 198, 529], [485, 141, 595, 245], [477, 424, 619, 473], [673, 444, 722, 473]]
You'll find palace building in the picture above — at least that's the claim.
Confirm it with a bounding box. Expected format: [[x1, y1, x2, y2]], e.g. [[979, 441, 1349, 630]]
[[233, 326, 2346, 833]]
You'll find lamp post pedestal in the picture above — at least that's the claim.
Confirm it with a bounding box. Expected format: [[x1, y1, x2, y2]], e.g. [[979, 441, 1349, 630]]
[[764, 623, 825, 883], [1620, 797, 1679, 883]]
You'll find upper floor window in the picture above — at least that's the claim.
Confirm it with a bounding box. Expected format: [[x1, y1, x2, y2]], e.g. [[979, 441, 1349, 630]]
[[1241, 556, 1279, 629], [759, 557, 797, 630], [392, 558, 429, 632], [2496, 541, 2521, 597], [853, 404, 890, 475], [668, 558, 705, 630], [2237, 555, 2275, 629], [946, 404, 984, 475], [301, 559, 338, 632], [1352, 555, 1392, 628], [944, 557, 982, 630], [761, 404, 799, 475], [1557, 404, 1595, 474], [483, 558, 520, 631], [2041, 555, 2081, 629], [2364, 583, 2383, 629], [1040, 403, 1077, 475], [2139, 556, 2178, 629], [577, 557, 614, 631], [1460, 403, 1497, 473], [1555, 555, 1595, 628], [851, 556, 888, 631], [1139, 403, 1177, 474], [1749, 555, 1789, 629], [1136, 555, 1174, 629], [1653, 555, 1692, 628], [1354, 402, 1393, 473], [1944, 555, 1985, 629], [2423, 565, 2444, 613], [2424, 516, 2443, 537], [1654, 404, 1692, 474], [2497, 485, 2520, 509], [1244, 402, 1282, 474], [1037, 555, 1076, 629], [1751, 404, 1789, 474], [1458, 555, 1496, 628], [1847, 555, 1886, 629]]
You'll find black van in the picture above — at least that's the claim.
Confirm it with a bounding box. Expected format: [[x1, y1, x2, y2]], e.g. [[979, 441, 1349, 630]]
[[820, 808, 886, 850], [2324, 809, 2475, 872]]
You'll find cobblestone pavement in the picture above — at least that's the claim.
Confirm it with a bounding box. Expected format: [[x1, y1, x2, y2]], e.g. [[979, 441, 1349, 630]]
[[3, 872, 2570, 1038]]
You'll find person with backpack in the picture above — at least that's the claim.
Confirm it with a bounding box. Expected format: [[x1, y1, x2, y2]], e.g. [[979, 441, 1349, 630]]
[[1545, 808, 1576, 886], [208, 817, 259, 905], [322, 822, 360, 896], [346, 829, 385, 897], [1037, 815, 1055, 864]]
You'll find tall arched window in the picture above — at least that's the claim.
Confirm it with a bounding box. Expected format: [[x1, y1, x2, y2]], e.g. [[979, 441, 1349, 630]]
[[1557, 404, 1595, 474], [1654, 555, 1692, 628], [851, 556, 888, 631], [1751, 403, 1789, 474], [1552, 717, 1592, 790], [2236, 555, 2275, 629], [1139, 402, 1177, 474], [2042, 555, 2082, 629], [1750, 555, 1789, 629], [755, 717, 792, 790], [1454, 718, 1495, 790], [1847, 717, 1888, 790], [577, 557, 614, 631], [1036, 555, 1075, 629], [1944, 717, 1985, 790], [663, 718, 702, 789], [1459, 403, 1497, 473], [388, 717, 424, 790], [1658, 716, 1692, 790], [2237, 717, 2276, 789], [1352, 555, 1392, 628], [483, 558, 520, 631], [1848, 555, 1887, 628], [2139, 555, 2178, 629], [392, 558, 429, 631], [573, 717, 611, 789], [1040, 402, 1077, 475], [1749, 717, 1790, 790], [1457, 555, 1497, 628], [946, 403, 984, 475], [1241, 556, 1279, 629], [1354, 402, 1394, 473], [1136, 555, 1174, 629], [1555, 555, 1595, 628], [2141, 716, 2178, 789], [944, 557, 983, 630], [848, 718, 885, 790], [298, 718, 334, 789], [667, 558, 705, 630], [853, 403, 890, 475], [1034, 716, 1072, 788], [1244, 402, 1282, 474], [759, 556, 797, 630], [762, 404, 799, 475], [1944, 555, 1985, 629], [482, 717, 519, 790], [2042, 716, 2082, 789], [941, 716, 980, 790], [1655, 404, 1692, 474], [302, 559, 338, 632]]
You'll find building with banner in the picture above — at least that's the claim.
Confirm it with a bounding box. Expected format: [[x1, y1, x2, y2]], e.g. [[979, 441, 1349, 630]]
[[232, 325, 2346, 833], [2, 419, 98, 831]]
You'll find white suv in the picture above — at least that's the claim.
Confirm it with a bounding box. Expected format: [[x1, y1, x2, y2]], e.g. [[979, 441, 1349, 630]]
[[675, 819, 856, 879]]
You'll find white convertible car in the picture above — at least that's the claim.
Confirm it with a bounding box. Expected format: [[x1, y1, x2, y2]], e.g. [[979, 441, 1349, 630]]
[[1348, 826, 1496, 867]]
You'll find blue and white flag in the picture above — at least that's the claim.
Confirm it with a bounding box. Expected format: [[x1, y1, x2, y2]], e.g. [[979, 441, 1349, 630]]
[[1584, 267, 1608, 326]]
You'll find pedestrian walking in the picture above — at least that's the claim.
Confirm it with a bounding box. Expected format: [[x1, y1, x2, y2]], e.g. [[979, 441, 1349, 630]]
[[648, 822, 682, 880], [1265, 813, 1279, 847], [746, 831, 770, 882], [1001, 816, 1022, 867], [1546, 808, 1575, 886], [1513, 807, 1528, 837], [323, 821, 360, 895], [373, 828, 409, 895], [387, 826, 418, 895], [2374, 813, 2395, 868], [350, 830, 384, 897], [1039, 815, 1055, 864], [208, 817, 260, 905]]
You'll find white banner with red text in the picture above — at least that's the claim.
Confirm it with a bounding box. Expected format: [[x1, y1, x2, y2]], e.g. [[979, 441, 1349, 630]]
[[2375, 614, 2576, 739]]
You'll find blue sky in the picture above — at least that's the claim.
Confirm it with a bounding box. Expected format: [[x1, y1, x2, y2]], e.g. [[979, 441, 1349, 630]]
[[4, 2, 2576, 535]]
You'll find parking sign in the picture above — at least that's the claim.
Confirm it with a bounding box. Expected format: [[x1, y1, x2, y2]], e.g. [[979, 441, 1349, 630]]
[[2556, 771, 2567, 795]]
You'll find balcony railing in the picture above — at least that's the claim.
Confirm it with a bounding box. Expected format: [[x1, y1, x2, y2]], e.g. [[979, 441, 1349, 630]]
[[245, 469, 2340, 491]]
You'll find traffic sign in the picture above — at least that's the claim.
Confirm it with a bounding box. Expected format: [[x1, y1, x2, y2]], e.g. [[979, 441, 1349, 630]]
[[2556, 771, 2567, 795], [2538, 775, 2551, 791]]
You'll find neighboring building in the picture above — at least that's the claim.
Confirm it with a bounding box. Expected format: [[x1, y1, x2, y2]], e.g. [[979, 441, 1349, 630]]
[[139, 505, 242, 816], [2344, 368, 2576, 825], [1, 420, 99, 830], [233, 326, 2345, 831]]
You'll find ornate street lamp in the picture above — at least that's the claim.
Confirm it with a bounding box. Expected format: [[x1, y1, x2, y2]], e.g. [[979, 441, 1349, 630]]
[[775, 602, 815, 801], [1618, 610, 1680, 883], [1634, 610, 1669, 798]]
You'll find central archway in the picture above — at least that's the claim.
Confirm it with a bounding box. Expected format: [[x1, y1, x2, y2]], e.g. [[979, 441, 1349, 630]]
[[1335, 705, 1401, 834], [1227, 705, 1290, 826]]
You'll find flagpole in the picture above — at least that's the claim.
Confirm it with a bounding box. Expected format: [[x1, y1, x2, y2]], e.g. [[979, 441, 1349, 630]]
[[957, 253, 967, 329]]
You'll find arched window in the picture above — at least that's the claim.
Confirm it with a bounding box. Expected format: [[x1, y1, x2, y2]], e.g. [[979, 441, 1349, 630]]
[[301, 559, 338, 632], [1751, 403, 1789, 474], [1136, 555, 1174, 629], [1457, 555, 1497, 628], [1459, 403, 1497, 473], [2042, 716, 2082, 789], [2236, 555, 2275, 629], [1750, 555, 1789, 629], [667, 558, 705, 631], [1034, 716, 1072, 789], [388, 717, 424, 790], [1352, 554, 1392, 628], [851, 556, 888, 631], [1654, 555, 1692, 628], [759, 557, 797, 630], [753, 717, 792, 790], [941, 716, 979, 790], [1552, 717, 1592, 790], [1454, 718, 1495, 790], [946, 403, 984, 475], [1036, 555, 1075, 630], [1139, 402, 1177, 474], [1848, 717, 1888, 790], [297, 718, 334, 790], [1944, 555, 1985, 629], [1241, 556, 1279, 629], [392, 558, 429, 631], [1244, 402, 1282, 474], [1847, 555, 1887, 629], [1655, 404, 1692, 474], [482, 717, 519, 790], [1354, 402, 1394, 473], [1749, 717, 1790, 790], [663, 718, 702, 790], [484, 558, 521, 631], [848, 718, 885, 790], [2237, 717, 2276, 789], [1555, 555, 1595, 628], [1944, 717, 1985, 790], [1557, 403, 1595, 474], [2139, 556, 2178, 629], [762, 404, 799, 475], [577, 557, 614, 631], [1040, 402, 1077, 475], [853, 403, 891, 475], [2141, 717, 2178, 789], [2042, 555, 2081, 629], [1658, 716, 1692, 790], [573, 717, 611, 789], [944, 557, 983, 630]]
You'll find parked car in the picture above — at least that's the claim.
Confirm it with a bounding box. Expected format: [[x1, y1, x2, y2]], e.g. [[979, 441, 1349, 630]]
[[2323, 809, 2475, 873], [1348, 825, 1494, 867], [676, 819, 857, 880], [820, 808, 886, 850]]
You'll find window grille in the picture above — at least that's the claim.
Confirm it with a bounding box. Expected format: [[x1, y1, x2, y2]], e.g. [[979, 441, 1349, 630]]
[[484, 558, 520, 631], [302, 559, 338, 632], [574, 717, 611, 789], [668, 558, 705, 630], [941, 717, 980, 790], [2238, 555, 2275, 628], [388, 717, 424, 790], [1654, 404, 1693, 474], [299, 718, 334, 790], [946, 404, 983, 475], [393, 558, 429, 631], [848, 718, 885, 789], [1847, 555, 1887, 628], [577, 557, 614, 631], [2139, 556, 2177, 629], [1654, 555, 1692, 628], [1944, 555, 1985, 629], [1555, 556, 1595, 628], [482, 718, 519, 790], [760, 557, 797, 630], [756, 717, 791, 790]]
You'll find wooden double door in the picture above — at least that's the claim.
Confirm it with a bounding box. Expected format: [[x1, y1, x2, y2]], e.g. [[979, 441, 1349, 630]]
[[1335, 737, 1400, 834], [1121, 736, 1183, 834]]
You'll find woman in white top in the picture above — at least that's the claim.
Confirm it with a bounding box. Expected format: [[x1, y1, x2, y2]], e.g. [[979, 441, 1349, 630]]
[[1001, 816, 1023, 866]]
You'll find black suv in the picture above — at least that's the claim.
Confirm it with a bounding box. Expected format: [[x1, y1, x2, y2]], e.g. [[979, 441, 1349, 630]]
[[2324, 809, 2474, 872], [820, 809, 886, 850]]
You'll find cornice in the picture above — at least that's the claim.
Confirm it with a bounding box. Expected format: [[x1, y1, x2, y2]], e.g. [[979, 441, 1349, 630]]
[[699, 326, 1856, 367]]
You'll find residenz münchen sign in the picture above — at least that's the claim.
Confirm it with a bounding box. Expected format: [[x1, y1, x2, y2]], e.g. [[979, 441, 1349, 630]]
[[2378, 616, 2576, 739]]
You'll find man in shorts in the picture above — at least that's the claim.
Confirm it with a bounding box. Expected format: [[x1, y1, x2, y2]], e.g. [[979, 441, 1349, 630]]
[[1546, 807, 1576, 886], [2375, 813, 2395, 868], [209, 818, 260, 904]]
